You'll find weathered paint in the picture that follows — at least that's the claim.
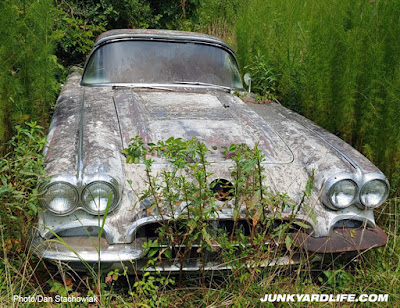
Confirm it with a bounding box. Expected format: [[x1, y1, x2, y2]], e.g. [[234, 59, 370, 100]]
[[113, 91, 293, 163], [44, 70, 83, 176], [38, 72, 384, 242]]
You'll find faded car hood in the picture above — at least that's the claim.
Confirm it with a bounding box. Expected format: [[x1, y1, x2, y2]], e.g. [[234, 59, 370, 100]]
[[113, 91, 294, 164]]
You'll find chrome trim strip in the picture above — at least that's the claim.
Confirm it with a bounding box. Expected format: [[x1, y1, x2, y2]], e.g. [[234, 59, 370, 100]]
[[38, 220, 115, 243], [95, 34, 236, 54], [77, 90, 85, 181], [139, 255, 301, 272], [301, 124, 360, 171], [34, 236, 145, 262], [112, 96, 125, 150], [80, 82, 237, 92], [35, 237, 299, 267]]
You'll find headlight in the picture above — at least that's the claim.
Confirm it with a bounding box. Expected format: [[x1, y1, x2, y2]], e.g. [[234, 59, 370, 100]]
[[82, 181, 117, 214], [328, 179, 357, 209], [360, 180, 388, 208], [42, 182, 78, 215]]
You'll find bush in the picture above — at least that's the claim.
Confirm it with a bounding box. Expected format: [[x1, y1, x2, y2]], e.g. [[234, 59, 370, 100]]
[[54, 0, 154, 66], [0, 122, 46, 244]]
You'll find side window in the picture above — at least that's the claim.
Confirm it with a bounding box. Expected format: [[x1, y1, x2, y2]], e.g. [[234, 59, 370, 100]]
[[224, 54, 242, 89]]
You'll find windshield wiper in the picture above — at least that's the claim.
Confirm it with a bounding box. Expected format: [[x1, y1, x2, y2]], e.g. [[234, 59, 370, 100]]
[[112, 85, 174, 91], [172, 81, 231, 92]]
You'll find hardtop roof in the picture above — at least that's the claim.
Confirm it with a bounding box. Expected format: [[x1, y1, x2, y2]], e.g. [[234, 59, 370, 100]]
[[95, 29, 235, 54]]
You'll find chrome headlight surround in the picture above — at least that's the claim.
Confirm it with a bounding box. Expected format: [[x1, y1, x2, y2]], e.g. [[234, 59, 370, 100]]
[[359, 174, 389, 209], [82, 181, 118, 215], [40, 174, 121, 216], [323, 173, 358, 210], [81, 174, 120, 215], [40, 177, 79, 215], [323, 172, 389, 210]]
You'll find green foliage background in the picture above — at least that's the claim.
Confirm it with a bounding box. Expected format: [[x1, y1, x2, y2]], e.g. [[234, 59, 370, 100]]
[[224, 0, 400, 194], [0, 0, 399, 195], [199, 0, 400, 195], [0, 0, 59, 155]]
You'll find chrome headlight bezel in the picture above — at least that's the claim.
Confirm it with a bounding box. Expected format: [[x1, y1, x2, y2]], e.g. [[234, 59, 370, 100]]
[[40, 174, 121, 216], [323, 173, 358, 210], [40, 181, 79, 215], [328, 179, 358, 209], [359, 178, 389, 209], [81, 180, 119, 215], [323, 172, 389, 210]]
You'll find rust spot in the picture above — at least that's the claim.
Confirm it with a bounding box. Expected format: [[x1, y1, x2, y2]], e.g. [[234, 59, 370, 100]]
[[292, 226, 388, 253]]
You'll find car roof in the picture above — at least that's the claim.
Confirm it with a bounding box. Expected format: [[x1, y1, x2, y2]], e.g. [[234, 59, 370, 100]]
[[95, 29, 235, 54]]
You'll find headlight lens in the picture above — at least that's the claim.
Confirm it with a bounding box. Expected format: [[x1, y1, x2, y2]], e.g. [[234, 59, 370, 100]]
[[328, 179, 357, 209], [42, 182, 78, 215], [82, 181, 117, 214], [360, 180, 388, 208]]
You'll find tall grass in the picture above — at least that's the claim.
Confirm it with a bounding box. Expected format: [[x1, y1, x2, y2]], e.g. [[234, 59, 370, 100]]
[[0, 0, 59, 155], [201, 0, 400, 194]]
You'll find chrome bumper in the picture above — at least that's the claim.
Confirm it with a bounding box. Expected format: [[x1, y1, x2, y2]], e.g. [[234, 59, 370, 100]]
[[32, 225, 387, 272]]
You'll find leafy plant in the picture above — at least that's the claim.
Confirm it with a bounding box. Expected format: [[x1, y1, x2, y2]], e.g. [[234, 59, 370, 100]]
[[0, 122, 52, 305], [0, 122, 46, 244], [54, 4, 106, 66], [54, 0, 154, 66], [124, 136, 312, 290], [129, 239, 175, 307], [245, 52, 279, 100], [48, 280, 73, 297], [319, 269, 354, 291]]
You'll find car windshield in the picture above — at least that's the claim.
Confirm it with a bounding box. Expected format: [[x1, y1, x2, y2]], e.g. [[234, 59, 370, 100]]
[[82, 40, 243, 89]]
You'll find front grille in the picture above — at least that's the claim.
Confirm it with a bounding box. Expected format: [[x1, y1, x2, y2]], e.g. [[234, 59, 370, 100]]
[[135, 218, 307, 240], [333, 219, 364, 229]]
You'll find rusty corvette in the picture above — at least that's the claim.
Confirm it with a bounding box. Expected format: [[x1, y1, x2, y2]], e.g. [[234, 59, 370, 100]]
[[33, 29, 389, 271]]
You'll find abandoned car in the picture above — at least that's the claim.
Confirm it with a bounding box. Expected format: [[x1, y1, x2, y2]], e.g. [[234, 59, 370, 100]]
[[34, 29, 389, 271]]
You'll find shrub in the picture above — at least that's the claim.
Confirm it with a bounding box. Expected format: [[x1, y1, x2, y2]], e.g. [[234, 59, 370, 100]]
[[0, 122, 46, 245], [123, 137, 312, 289]]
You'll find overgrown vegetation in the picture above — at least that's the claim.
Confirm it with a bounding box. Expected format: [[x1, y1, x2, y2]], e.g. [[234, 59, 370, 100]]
[[214, 0, 400, 195], [123, 137, 311, 285], [0, 0, 200, 151], [2, 135, 397, 306], [0, 0, 59, 155], [0, 122, 48, 305]]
